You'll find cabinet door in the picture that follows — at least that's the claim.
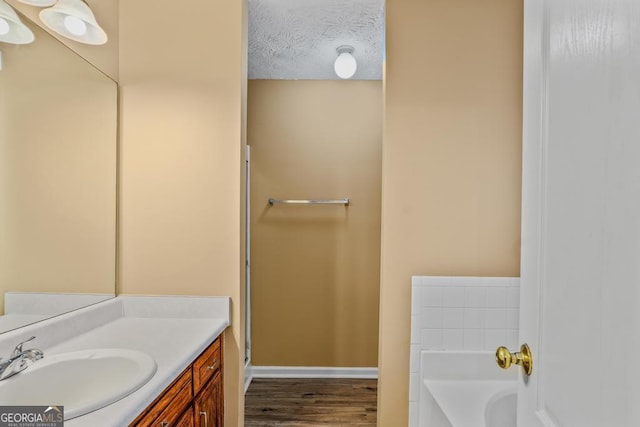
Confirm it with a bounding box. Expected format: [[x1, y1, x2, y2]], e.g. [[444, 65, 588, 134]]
[[175, 407, 194, 427], [213, 372, 223, 427], [195, 372, 222, 427]]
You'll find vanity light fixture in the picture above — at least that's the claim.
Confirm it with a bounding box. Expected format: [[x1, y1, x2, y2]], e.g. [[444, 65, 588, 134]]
[[15, 0, 56, 6], [0, 0, 35, 44], [334, 45, 357, 79], [39, 0, 107, 45]]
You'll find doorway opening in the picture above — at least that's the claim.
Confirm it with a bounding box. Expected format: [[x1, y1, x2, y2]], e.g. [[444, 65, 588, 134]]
[[244, 0, 384, 424]]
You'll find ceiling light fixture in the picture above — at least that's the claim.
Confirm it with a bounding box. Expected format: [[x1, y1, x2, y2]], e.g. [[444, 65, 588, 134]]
[[334, 45, 357, 79], [40, 0, 107, 45], [0, 0, 34, 44]]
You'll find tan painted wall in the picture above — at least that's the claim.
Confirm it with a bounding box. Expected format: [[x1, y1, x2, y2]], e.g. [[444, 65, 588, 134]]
[[378, 0, 523, 425], [0, 21, 117, 315], [248, 80, 382, 367], [117, 0, 246, 425], [6, 0, 119, 81]]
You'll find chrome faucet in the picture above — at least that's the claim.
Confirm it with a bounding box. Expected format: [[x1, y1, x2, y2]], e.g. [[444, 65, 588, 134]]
[[0, 336, 44, 381]]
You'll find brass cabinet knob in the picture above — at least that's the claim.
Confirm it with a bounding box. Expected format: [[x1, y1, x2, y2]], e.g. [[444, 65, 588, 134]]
[[495, 343, 533, 376]]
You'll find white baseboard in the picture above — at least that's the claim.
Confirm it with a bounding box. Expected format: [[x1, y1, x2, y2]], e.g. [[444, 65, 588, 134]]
[[251, 366, 378, 379]]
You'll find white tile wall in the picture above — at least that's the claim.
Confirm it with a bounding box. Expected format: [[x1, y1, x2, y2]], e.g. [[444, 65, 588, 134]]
[[407, 276, 520, 426]]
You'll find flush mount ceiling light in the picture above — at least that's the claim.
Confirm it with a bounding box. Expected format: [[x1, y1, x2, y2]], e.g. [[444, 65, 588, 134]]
[[0, 0, 34, 44], [334, 45, 357, 79], [39, 0, 107, 45]]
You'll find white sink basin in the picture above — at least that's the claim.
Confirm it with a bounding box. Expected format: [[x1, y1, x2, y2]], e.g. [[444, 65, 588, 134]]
[[0, 348, 157, 420]]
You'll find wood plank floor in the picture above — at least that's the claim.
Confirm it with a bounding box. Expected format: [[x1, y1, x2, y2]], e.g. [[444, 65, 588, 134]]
[[244, 378, 377, 426]]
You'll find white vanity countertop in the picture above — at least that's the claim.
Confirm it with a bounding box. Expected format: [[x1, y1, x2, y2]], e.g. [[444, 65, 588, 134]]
[[62, 319, 228, 426], [0, 295, 230, 427]]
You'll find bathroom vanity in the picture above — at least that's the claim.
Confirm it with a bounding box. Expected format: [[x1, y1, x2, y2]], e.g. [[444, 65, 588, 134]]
[[131, 335, 223, 427], [0, 295, 230, 426]]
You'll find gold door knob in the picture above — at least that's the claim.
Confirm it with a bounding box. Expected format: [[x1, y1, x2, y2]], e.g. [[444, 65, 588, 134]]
[[495, 343, 533, 376]]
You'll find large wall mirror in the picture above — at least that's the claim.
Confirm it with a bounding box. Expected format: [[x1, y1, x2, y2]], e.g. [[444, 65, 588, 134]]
[[0, 12, 117, 333]]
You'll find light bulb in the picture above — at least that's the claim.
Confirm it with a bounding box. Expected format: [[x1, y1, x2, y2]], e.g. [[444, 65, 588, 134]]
[[334, 51, 357, 79], [0, 17, 9, 36], [63, 15, 87, 36]]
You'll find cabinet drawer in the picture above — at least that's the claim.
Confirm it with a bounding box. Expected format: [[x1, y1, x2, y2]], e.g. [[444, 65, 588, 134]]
[[193, 338, 221, 394], [132, 369, 193, 427]]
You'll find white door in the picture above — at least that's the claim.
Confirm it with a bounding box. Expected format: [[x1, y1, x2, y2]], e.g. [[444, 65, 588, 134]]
[[519, 0, 640, 426]]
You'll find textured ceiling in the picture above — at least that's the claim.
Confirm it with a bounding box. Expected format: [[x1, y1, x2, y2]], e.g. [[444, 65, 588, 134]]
[[248, 0, 384, 80]]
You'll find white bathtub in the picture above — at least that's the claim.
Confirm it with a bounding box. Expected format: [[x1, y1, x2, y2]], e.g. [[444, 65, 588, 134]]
[[418, 351, 516, 427]]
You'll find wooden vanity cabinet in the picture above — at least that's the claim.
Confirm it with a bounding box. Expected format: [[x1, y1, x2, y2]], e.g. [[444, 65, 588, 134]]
[[130, 334, 224, 427]]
